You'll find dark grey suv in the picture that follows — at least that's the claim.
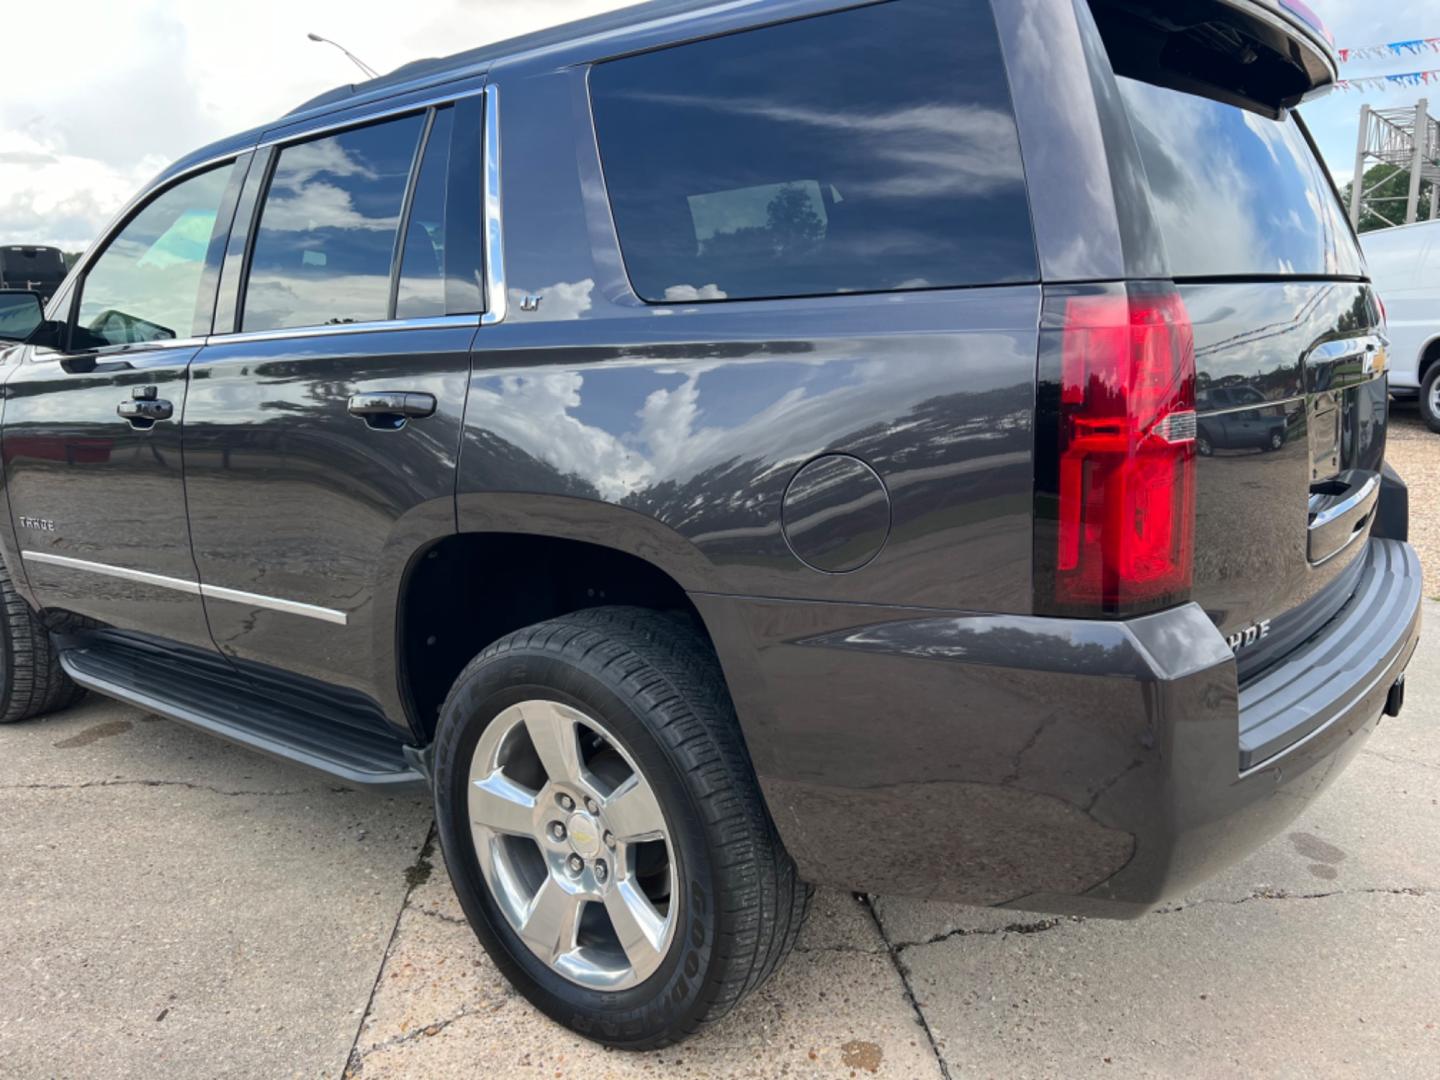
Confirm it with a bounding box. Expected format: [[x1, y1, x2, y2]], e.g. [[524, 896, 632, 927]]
[[0, 0, 1421, 1049]]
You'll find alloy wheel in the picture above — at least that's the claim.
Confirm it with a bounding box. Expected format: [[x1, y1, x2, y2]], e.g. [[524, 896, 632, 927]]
[[466, 699, 676, 990]]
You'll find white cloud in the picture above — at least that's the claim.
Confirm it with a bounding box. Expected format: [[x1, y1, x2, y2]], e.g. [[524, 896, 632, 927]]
[[662, 283, 727, 301], [0, 0, 634, 251], [2, 0, 1426, 252], [508, 279, 596, 320]]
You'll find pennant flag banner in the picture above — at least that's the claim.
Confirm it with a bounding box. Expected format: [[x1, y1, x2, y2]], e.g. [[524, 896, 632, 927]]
[[1339, 38, 1440, 64], [1335, 69, 1440, 91]]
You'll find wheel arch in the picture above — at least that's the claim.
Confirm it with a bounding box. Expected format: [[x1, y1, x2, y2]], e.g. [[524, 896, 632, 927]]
[[1418, 334, 1440, 383], [394, 520, 729, 743]]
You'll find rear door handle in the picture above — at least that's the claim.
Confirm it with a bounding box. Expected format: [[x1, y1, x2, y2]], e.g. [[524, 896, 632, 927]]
[[346, 391, 437, 430]]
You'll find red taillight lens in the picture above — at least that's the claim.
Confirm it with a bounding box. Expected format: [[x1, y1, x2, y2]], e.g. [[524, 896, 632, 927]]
[[1052, 284, 1196, 614]]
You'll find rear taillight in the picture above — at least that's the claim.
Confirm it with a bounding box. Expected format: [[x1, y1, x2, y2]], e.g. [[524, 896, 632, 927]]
[[1034, 283, 1196, 617]]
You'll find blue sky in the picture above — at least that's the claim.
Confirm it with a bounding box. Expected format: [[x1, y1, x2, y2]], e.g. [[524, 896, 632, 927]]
[[1301, 0, 1440, 186], [0, 0, 1433, 249]]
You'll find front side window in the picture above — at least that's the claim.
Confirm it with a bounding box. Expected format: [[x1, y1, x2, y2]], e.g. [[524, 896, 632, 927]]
[[74, 163, 236, 348], [589, 0, 1036, 302], [243, 115, 425, 331]]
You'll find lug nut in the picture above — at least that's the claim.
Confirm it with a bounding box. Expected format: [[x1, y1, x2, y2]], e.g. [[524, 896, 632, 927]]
[[585, 797, 599, 814], [567, 854, 584, 874], [594, 860, 608, 883], [603, 831, 615, 849], [557, 793, 575, 811], [549, 821, 566, 841]]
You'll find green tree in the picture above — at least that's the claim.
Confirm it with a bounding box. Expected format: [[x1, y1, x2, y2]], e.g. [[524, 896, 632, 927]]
[[701, 184, 826, 262], [1341, 164, 1437, 233], [763, 184, 825, 255]]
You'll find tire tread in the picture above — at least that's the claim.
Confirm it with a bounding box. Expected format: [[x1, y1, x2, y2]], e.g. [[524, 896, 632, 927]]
[[0, 560, 84, 724], [439, 605, 808, 1048]]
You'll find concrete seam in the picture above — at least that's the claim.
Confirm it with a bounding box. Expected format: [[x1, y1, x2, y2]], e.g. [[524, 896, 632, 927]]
[[891, 917, 1069, 951], [1154, 886, 1429, 914], [344, 821, 437, 1077], [861, 894, 953, 1080]]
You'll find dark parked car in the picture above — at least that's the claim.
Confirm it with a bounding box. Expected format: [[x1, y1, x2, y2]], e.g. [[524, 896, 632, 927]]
[[0, 245, 67, 302], [1196, 386, 1290, 455], [0, 0, 1421, 1049]]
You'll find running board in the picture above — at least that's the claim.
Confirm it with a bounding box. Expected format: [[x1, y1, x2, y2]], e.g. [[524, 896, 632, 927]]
[[58, 635, 427, 791]]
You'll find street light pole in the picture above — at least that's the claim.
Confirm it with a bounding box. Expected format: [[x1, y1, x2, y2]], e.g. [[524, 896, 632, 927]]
[[306, 32, 380, 80]]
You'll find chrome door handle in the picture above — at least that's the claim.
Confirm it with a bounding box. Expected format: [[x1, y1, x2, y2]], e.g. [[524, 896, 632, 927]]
[[117, 397, 173, 428], [346, 391, 437, 430]]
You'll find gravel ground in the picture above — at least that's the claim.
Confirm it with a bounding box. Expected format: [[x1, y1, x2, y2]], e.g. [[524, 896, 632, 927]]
[[1385, 401, 1438, 595]]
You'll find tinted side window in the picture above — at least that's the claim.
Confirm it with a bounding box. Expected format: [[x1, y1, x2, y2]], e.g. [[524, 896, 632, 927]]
[[395, 107, 453, 319], [75, 163, 235, 348], [243, 115, 424, 331], [589, 0, 1036, 302]]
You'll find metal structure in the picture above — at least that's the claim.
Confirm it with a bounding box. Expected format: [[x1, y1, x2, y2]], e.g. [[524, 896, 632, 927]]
[[1349, 99, 1440, 228], [306, 32, 380, 80]]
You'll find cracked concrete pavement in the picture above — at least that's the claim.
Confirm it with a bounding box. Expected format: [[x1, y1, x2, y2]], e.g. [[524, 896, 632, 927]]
[[1, 601, 1435, 1078]]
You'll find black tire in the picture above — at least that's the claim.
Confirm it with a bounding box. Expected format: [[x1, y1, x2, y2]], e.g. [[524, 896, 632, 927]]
[[1197, 432, 1213, 457], [1420, 364, 1440, 434], [432, 606, 809, 1049], [0, 561, 85, 723], [1267, 428, 1284, 451]]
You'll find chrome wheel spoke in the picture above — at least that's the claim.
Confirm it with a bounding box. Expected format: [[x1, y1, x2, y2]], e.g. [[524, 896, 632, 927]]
[[469, 770, 537, 836], [604, 881, 667, 977], [604, 774, 666, 842], [519, 877, 584, 962], [468, 698, 677, 991], [523, 703, 585, 786]]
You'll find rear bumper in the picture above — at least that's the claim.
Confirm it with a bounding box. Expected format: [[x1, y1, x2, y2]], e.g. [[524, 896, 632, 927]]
[[696, 538, 1421, 917]]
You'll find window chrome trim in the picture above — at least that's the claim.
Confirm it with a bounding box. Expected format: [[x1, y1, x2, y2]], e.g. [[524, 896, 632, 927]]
[[480, 83, 507, 327], [89, 335, 211, 357], [1196, 393, 1305, 419], [257, 84, 486, 152], [205, 313, 480, 346], [22, 551, 348, 626]]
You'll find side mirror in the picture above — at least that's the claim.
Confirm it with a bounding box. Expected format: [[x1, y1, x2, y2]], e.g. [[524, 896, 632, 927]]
[[0, 289, 44, 343]]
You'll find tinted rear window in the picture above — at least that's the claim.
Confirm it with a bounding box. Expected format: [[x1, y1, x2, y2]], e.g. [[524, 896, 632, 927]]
[[1118, 77, 1364, 278], [589, 0, 1036, 302], [1, 248, 65, 279]]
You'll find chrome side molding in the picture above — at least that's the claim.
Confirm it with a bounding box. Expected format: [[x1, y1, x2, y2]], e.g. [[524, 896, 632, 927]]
[[21, 551, 348, 626]]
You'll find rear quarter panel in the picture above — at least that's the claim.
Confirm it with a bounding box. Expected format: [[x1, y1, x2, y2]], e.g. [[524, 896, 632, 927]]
[[457, 62, 1041, 614]]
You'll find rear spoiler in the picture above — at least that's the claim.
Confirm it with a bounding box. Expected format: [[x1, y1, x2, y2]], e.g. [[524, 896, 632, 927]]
[[1087, 0, 1340, 117]]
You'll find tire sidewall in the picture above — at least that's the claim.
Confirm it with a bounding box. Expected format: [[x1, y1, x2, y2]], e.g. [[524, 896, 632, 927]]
[[433, 648, 722, 1045], [1420, 367, 1440, 434], [0, 566, 24, 719]]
